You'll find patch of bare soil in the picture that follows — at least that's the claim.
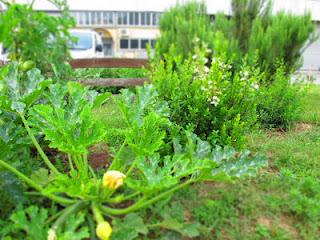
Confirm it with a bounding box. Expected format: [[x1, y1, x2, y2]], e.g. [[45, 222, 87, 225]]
[[278, 214, 299, 238], [257, 216, 272, 228], [266, 128, 287, 138], [255, 215, 299, 239], [88, 143, 112, 169], [294, 122, 313, 132]]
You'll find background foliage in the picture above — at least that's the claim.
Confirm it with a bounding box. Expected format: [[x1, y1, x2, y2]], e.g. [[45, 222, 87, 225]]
[[0, 1, 75, 78]]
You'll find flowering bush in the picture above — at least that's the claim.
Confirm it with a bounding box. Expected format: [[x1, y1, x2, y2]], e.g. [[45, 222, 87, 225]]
[[149, 41, 262, 149]]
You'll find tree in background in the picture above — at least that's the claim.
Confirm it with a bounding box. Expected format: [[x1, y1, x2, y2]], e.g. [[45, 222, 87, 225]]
[[157, 2, 214, 60], [231, 0, 272, 52], [158, 0, 316, 76], [0, 0, 75, 79]]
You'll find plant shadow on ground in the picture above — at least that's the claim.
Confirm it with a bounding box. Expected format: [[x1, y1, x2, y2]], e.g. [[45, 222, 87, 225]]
[[95, 85, 320, 239]]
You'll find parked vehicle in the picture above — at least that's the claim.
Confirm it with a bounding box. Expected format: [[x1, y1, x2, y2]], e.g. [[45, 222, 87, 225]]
[[69, 29, 104, 59]]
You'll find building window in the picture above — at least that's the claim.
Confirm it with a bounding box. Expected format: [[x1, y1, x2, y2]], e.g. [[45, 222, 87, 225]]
[[146, 12, 151, 25], [85, 12, 90, 25], [91, 12, 97, 25], [103, 12, 113, 25], [129, 12, 134, 25], [78, 12, 84, 25], [140, 12, 151, 26], [118, 12, 128, 25], [152, 12, 161, 25], [72, 11, 161, 27], [141, 12, 146, 25], [129, 12, 140, 25], [130, 39, 139, 49], [120, 39, 129, 49], [97, 12, 102, 25], [134, 12, 139, 25], [140, 39, 149, 49], [151, 39, 156, 49]]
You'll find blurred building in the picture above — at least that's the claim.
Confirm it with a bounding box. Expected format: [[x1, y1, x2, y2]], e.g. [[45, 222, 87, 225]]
[[1, 0, 320, 69]]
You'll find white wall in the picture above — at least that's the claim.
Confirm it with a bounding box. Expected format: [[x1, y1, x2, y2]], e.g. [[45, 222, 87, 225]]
[[4, 0, 320, 21]]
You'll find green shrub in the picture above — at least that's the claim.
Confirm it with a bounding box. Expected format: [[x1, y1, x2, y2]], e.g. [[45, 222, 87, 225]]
[[158, 0, 314, 130], [257, 64, 304, 129], [149, 43, 261, 148]]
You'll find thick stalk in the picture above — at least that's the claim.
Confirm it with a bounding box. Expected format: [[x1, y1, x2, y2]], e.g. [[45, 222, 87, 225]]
[[107, 191, 140, 204], [100, 180, 195, 215], [67, 153, 75, 173], [92, 202, 104, 223], [19, 113, 60, 175], [0, 160, 75, 205], [52, 201, 87, 231]]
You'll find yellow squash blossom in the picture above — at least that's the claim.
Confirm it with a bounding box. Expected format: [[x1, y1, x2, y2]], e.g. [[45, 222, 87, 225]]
[[103, 170, 126, 190], [96, 221, 112, 240]]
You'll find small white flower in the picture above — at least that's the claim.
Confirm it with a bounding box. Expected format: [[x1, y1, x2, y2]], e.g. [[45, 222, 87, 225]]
[[228, 65, 232, 69], [251, 83, 259, 90], [194, 37, 200, 43], [203, 58, 208, 64], [192, 54, 198, 60], [201, 86, 206, 91], [204, 66, 210, 73], [243, 71, 249, 77], [48, 229, 57, 240], [210, 96, 220, 106], [219, 62, 225, 68], [212, 58, 216, 64], [208, 80, 213, 84]]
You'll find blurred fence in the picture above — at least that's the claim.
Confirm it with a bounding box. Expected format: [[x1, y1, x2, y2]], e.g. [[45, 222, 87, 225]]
[[0, 58, 150, 87], [71, 58, 150, 87]]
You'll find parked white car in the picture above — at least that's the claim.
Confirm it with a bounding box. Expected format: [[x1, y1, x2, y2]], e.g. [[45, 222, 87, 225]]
[[69, 30, 104, 59]]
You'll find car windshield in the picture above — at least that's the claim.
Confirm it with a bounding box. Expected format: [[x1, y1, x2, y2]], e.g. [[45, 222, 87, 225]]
[[69, 32, 93, 50]]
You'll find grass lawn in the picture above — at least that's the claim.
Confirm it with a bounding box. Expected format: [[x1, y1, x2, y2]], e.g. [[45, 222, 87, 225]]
[[96, 85, 320, 239]]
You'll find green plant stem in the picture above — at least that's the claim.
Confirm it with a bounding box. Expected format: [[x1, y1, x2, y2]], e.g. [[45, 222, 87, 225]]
[[87, 214, 96, 238], [0, 160, 75, 205], [125, 160, 136, 176], [46, 207, 67, 224], [68, 153, 75, 173], [52, 201, 87, 231], [0, 159, 42, 192], [109, 139, 127, 170], [19, 113, 60, 175], [92, 202, 105, 223], [108, 191, 141, 204], [100, 179, 195, 215]]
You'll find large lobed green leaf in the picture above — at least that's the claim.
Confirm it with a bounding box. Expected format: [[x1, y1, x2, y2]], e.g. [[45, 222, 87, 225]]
[[126, 130, 268, 194], [0, 63, 52, 113], [29, 82, 109, 155]]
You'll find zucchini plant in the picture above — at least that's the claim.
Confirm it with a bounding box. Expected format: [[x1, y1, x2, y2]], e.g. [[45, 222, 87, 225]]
[[0, 63, 267, 239]]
